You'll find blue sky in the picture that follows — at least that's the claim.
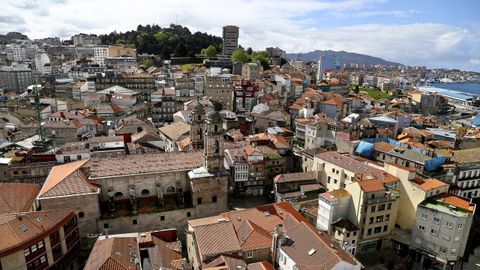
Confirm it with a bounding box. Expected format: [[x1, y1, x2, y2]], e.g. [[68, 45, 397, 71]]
[[1, 0, 479, 71]]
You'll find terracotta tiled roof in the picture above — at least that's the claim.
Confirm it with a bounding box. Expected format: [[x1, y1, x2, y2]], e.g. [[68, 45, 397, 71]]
[[89, 151, 203, 179], [38, 159, 99, 199], [0, 210, 75, 254], [374, 141, 396, 152], [357, 179, 385, 193], [204, 255, 246, 270], [84, 237, 141, 270], [0, 183, 40, 214], [194, 221, 241, 257], [159, 122, 190, 141], [410, 177, 447, 191], [281, 221, 359, 270], [316, 151, 398, 184], [436, 193, 475, 212], [274, 172, 316, 183], [237, 220, 272, 250], [247, 261, 275, 270]]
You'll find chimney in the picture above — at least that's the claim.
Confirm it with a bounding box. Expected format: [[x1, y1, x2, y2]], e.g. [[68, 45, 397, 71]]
[[271, 224, 286, 266]]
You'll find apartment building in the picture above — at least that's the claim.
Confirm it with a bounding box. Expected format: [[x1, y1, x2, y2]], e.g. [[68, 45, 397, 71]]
[[345, 179, 400, 254], [222, 25, 239, 55], [242, 62, 263, 81], [204, 75, 234, 110], [0, 210, 80, 270], [452, 148, 480, 199], [313, 151, 399, 191], [93, 46, 109, 67], [0, 64, 32, 93], [411, 194, 475, 270], [317, 189, 359, 255]]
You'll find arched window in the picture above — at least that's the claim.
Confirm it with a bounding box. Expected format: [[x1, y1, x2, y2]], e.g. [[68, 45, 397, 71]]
[[114, 192, 123, 200], [198, 115, 201, 121], [214, 125, 218, 133], [214, 140, 220, 154], [141, 189, 150, 196], [166, 186, 176, 193]]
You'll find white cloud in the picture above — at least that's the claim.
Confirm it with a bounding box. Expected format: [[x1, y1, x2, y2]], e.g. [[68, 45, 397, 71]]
[[0, 0, 479, 70]]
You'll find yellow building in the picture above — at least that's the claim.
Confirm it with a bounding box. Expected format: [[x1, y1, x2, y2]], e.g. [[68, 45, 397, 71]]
[[108, 45, 137, 58], [345, 179, 400, 254], [383, 162, 449, 230]]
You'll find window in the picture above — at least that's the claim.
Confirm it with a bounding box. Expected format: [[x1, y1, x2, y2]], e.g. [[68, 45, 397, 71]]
[[421, 213, 428, 220], [160, 216, 165, 221], [374, 227, 382, 234], [351, 240, 356, 244], [445, 221, 453, 229], [114, 192, 123, 200], [246, 251, 253, 258], [387, 203, 392, 210], [347, 232, 350, 237], [40, 256, 46, 263], [442, 235, 451, 241], [376, 216, 384, 223], [370, 194, 375, 199], [371, 206, 376, 212], [141, 189, 150, 196], [385, 214, 390, 221], [187, 212, 191, 217], [37, 241, 44, 249], [197, 197, 203, 205], [104, 223, 109, 229], [24, 248, 30, 257], [133, 219, 137, 225], [31, 244, 37, 252], [369, 217, 374, 224], [433, 217, 440, 224], [430, 229, 438, 236], [327, 176, 331, 183], [353, 231, 357, 236], [383, 225, 388, 232], [367, 228, 372, 235], [212, 196, 217, 203], [378, 204, 385, 211], [79, 212, 85, 218], [457, 223, 463, 229], [418, 225, 425, 231], [450, 249, 457, 256], [77, 155, 82, 160]]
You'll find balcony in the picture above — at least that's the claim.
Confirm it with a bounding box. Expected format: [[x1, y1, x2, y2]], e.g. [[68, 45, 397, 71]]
[[367, 189, 400, 205]]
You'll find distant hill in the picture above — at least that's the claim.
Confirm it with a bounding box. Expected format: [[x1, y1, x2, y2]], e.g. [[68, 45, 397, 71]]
[[100, 24, 222, 60], [287, 50, 403, 66], [0, 32, 29, 44]]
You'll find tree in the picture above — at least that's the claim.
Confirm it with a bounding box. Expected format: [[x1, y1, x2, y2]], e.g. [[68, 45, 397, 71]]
[[246, 47, 253, 55], [252, 51, 270, 70], [354, 85, 360, 94], [201, 45, 217, 57], [142, 59, 154, 68], [231, 48, 249, 63]]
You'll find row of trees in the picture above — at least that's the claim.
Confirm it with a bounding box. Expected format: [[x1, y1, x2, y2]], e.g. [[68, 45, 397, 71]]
[[231, 47, 270, 70], [100, 24, 222, 59]]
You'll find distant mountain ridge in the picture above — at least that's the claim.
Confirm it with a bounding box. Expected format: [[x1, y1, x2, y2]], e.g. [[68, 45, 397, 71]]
[[287, 50, 403, 66]]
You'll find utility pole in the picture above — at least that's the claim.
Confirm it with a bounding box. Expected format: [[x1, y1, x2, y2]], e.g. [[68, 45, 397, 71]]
[[33, 85, 46, 152]]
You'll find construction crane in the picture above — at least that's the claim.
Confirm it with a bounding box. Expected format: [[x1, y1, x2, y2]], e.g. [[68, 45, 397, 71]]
[[32, 84, 47, 152]]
